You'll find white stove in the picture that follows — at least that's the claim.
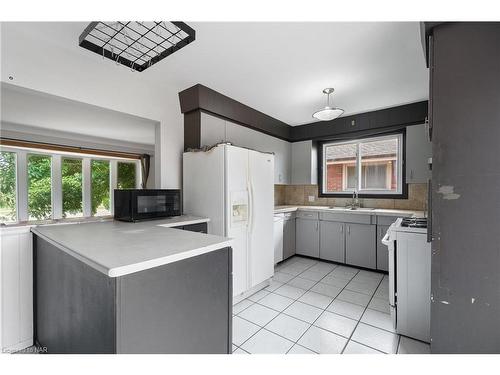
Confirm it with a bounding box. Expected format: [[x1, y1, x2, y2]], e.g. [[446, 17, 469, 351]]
[[382, 217, 431, 343]]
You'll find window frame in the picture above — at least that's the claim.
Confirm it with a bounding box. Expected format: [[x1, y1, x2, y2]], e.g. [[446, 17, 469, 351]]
[[317, 130, 407, 199], [0, 145, 142, 224], [0, 150, 19, 223]]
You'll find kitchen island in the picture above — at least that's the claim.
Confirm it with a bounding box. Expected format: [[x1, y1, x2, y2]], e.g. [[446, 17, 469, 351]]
[[31, 216, 233, 354]]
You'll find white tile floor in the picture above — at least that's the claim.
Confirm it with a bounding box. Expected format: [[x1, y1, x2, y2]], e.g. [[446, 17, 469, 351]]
[[232, 256, 431, 354]]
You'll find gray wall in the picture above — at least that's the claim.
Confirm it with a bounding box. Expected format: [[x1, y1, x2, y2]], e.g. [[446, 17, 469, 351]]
[[291, 140, 317, 185], [430, 22, 500, 353]]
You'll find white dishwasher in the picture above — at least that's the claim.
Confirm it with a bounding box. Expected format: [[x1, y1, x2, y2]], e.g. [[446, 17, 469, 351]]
[[273, 214, 284, 264], [382, 217, 431, 343]]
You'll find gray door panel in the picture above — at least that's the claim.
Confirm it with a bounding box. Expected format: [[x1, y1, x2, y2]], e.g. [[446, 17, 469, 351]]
[[283, 218, 296, 260], [345, 223, 376, 269], [320, 221, 345, 263], [296, 218, 319, 258]]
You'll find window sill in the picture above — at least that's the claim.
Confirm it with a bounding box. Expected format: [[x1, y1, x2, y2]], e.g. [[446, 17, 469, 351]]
[[1, 215, 114, 228], [318, 192, 408, 199]]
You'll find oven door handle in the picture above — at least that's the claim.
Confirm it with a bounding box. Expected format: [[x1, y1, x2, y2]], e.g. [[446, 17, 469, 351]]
[[381, 231, 391, 246]]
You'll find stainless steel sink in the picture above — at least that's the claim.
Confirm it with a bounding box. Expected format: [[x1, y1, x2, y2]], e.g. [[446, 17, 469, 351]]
[[328, 206, 375, 211]]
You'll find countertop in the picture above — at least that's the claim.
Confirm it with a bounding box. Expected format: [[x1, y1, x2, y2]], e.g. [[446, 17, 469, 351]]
[[31, 215, 232, 278], [274, 205, 424, 217]]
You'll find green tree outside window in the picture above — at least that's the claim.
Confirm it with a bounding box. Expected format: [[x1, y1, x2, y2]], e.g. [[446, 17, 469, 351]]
[[0, 151, 17, 222], [117, 162, 136, 189]]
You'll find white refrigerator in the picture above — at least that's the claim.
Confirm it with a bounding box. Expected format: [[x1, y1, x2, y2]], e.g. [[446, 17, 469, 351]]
[[183, 144, 274, 300]]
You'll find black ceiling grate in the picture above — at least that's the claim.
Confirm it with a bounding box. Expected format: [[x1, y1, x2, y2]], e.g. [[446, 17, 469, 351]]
[[79, 21, 196, 72]]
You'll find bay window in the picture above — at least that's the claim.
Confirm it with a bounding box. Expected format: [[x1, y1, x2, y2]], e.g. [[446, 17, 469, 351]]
[[0, 143, 142, 224]]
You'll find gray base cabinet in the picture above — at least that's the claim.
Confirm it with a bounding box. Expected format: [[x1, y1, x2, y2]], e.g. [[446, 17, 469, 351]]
[[376, 225, 390, 271], [288, 210, 397, 271], [283, 216, 296, 260], [296, 218, 319, 258], [319, 221, 345, 263], [345, 223, 376, 269]]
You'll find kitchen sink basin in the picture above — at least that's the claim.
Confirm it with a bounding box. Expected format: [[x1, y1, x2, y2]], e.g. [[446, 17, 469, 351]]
[[328, 206, 375, 211]]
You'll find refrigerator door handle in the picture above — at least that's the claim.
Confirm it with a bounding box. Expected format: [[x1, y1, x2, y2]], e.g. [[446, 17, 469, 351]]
[[247, 168, 254, 287]]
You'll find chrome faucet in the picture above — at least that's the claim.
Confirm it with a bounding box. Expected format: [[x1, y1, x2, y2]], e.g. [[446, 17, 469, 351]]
[[347, 190, 361, 209]]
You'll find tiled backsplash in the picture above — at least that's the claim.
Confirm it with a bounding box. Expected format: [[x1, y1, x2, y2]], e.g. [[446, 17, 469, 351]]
[[274, 183, 428, 211]]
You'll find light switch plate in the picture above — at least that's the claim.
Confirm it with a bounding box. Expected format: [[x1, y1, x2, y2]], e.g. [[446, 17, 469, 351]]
[[308, 195, 315, 202]]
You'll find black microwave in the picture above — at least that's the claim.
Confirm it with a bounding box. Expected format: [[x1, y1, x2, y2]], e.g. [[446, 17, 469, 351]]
[[114, 189, 181, 222]]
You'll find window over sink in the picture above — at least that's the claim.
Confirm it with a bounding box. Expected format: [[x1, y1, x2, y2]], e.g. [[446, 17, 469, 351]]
[[319, 132, 405, 198]]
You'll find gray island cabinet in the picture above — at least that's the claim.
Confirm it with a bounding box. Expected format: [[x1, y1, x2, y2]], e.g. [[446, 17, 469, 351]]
[[31, 217, 233, 354]]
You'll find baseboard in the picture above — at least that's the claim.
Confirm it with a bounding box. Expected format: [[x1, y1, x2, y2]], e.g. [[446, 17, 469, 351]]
[[233, 279, 271, 305], [2, 337, 33, 354]]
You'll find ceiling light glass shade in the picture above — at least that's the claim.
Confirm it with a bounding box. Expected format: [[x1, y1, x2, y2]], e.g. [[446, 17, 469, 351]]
[[312, 107, 344, 121], [312, 88, 344, 121]]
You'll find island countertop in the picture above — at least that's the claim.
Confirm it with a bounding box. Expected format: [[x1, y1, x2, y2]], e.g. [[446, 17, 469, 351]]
[[31, 216, 232, 278]]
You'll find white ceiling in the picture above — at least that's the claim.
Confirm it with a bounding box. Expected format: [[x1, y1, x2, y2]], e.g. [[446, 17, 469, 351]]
[[1, 22, 428, 129], [1, 83, 158, 144]]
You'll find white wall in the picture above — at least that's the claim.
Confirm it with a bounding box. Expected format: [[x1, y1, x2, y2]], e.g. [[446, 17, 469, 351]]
[[1, 23, 183, 189], [1, 122, 157, 188], [199, 112, 291, 184], [0, 226, 33, 353]]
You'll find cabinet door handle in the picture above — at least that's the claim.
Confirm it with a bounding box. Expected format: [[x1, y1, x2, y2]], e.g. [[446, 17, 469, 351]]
[[347, 225, 350, 235], [316, 222, 319, 231], [340, 225, 343, 233]]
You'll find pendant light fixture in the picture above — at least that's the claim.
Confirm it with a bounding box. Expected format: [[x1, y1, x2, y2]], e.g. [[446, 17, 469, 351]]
[[312, 88, 344, 121]]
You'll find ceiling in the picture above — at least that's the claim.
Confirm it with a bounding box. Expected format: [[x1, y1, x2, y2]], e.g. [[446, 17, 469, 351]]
[[1, 83, 158, 144], [1, 22, 428, 128]]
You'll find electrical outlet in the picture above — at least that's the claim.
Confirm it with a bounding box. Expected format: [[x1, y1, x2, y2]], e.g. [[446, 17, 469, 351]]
[[308, 195, 315, 202]]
